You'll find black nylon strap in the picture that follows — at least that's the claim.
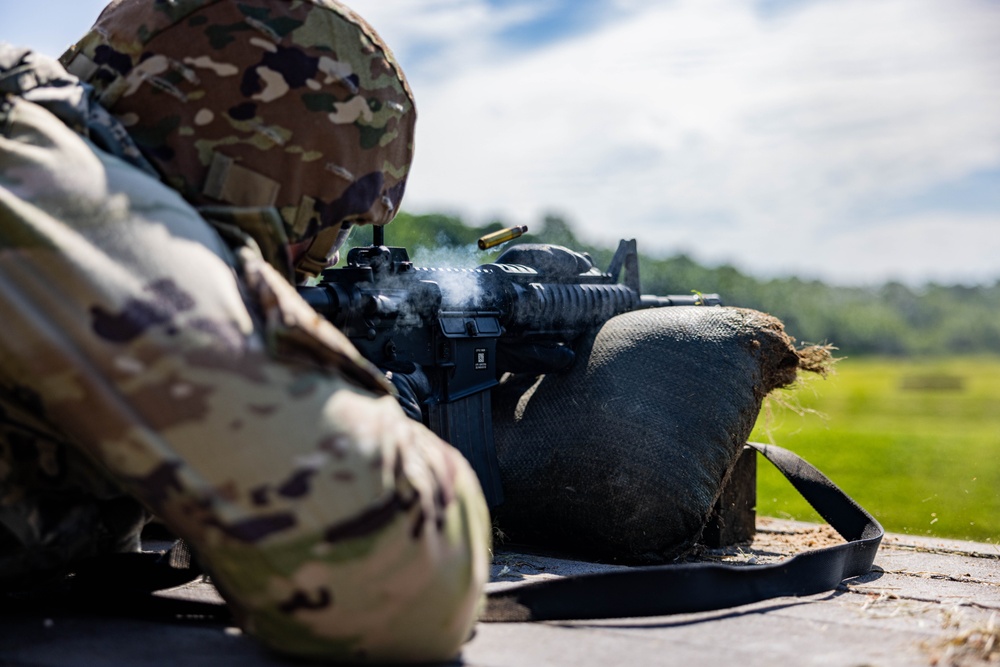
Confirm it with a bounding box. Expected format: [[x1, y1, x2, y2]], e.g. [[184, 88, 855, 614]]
[[481, 442, 883, 622], [69, 540, 204, 594]]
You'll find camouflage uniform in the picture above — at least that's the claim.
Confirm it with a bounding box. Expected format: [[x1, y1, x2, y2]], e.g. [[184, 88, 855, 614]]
[[0, 1, 490, 662]]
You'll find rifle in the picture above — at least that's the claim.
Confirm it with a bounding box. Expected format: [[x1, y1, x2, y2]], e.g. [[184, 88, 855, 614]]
[[297, 226, 721, 507]]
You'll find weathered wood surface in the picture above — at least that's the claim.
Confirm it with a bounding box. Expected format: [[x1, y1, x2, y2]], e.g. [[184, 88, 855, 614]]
[[477, 519, 1000, 667], [0, 518, 997, 667]]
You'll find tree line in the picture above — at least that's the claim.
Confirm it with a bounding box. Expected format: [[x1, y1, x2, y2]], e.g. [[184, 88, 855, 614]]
[[343, 212, 1000, 357]]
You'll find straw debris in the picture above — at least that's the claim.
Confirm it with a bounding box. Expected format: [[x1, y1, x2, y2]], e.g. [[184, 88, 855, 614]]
[[928, 612, 1000, 666]]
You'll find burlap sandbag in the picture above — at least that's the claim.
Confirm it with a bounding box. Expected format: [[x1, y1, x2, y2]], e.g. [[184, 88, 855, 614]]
[[492, 306, 802, 563]]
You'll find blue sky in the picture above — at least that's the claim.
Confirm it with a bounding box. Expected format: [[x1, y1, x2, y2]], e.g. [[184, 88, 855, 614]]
[[4, 0, 1000, 286]]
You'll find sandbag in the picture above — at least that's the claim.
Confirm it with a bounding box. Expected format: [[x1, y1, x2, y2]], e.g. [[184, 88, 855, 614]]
[[492, 306, 801, 562]]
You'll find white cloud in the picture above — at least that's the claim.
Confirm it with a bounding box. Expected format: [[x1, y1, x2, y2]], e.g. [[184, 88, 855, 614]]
[[10, 0, 1000, 285], [806, 212, 1000, 286], [352, 0, 1000, 285], [346, 0, 551, 78]]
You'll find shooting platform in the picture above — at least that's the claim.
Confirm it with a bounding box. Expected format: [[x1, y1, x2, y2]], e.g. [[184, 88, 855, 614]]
[[0, 517, 996, 667]]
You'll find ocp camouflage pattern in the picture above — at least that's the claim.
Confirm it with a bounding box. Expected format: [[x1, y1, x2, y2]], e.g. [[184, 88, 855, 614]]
[[0, 16, 488, 664], [61, 0, 417, 276]]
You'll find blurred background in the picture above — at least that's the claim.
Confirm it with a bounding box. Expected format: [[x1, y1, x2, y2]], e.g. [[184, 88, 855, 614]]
[[4, 0, 998, 542]]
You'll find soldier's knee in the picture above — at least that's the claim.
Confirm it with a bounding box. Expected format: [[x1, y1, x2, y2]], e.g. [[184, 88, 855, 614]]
[[206, 445, 491, 663]]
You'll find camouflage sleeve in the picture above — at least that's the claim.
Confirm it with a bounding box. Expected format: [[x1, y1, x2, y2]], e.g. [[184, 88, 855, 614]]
[[0, 93, 490, 662]]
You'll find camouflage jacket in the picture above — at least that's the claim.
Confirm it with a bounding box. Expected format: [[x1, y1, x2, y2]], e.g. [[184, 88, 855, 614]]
[[0, 42, 489, 663]]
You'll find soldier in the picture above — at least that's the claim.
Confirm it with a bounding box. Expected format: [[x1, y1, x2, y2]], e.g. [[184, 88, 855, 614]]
[[0, 0, 490, 662]]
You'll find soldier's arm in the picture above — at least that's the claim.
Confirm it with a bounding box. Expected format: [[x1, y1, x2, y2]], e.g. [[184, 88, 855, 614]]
[[0, 92, 490, 663]]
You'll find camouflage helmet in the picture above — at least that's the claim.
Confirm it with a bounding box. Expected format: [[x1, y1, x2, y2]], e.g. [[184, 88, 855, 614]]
[[62, 0, 415, 278]]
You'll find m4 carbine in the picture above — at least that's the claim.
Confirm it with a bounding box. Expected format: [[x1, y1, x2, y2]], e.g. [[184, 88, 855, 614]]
[[297, 228, 721, 507]]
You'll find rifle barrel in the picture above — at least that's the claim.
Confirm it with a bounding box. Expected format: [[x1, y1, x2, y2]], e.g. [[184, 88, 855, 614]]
[[640, 293, 722, 308]]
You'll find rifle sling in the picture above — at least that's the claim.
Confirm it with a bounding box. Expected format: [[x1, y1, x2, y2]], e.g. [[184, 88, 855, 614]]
[[13, 444, 880, 628], [480, 442, 884, 622]]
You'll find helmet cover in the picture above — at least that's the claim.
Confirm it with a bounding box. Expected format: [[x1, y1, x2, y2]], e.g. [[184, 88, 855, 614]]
[[62, 0, 416, 252]]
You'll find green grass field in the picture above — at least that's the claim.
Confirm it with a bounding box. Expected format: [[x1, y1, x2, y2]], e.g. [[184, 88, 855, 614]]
[[749, 356, 1000, 544]]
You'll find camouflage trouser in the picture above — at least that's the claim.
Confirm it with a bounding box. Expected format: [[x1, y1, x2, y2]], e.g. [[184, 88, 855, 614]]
[[0, 93, 490, 662]]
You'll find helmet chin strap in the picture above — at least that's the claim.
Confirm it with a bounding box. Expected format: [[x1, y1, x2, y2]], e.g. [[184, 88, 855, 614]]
[[293, 223, 349, 283]]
